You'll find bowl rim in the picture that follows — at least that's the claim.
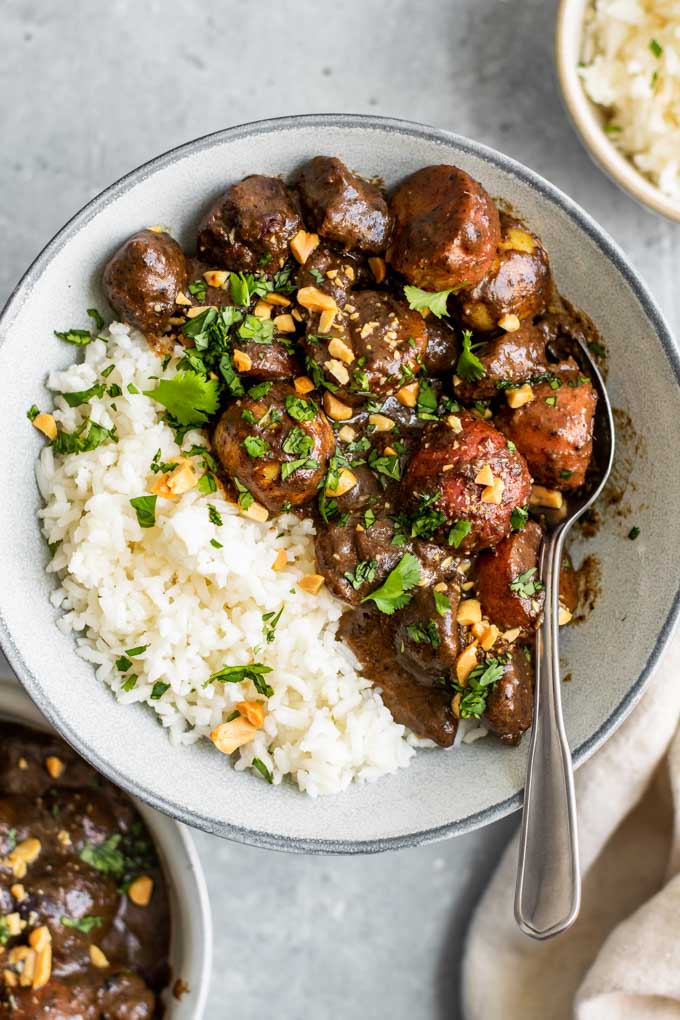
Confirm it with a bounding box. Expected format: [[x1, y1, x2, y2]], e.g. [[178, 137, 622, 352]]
[[0, 677, 212, 1018], [1, 112, 679, 853], [555, 0, 680, 224]]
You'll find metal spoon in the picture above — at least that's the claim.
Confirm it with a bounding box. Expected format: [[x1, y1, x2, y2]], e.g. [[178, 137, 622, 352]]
[[514, 336, 615, 940]]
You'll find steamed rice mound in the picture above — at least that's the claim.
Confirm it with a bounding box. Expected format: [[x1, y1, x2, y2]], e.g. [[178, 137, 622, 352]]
[[36, 323, 419, 796]]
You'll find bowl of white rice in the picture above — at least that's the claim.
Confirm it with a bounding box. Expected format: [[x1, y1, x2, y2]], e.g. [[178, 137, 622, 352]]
[[1, 115, 679, 853], [556, 0, 680, 222]]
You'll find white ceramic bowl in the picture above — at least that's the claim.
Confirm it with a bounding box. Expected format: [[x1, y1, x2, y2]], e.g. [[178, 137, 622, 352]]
[[556, 0, 680, 223], [1, 114, 679, 853], [0, 676, 212, 1018]]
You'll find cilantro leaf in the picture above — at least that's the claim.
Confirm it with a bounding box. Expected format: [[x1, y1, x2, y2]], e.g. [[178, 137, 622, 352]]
[[60, 383, 106, 407], [509, 567, 544, 599], [452, 657, 507, 719], [144, 371, 220, 426], [206, 663, 274, 697], [252, 758, 273, 783], [433, 590, 450, 616], [87, 308, 105, 331], [403, 285, 455, 319], [510, 505, 529, 531], [52, 419, 118, 456], [456, 330, 486, 382], [150, 681, 170, 700], [54, 328, 94, 346], [448, 519, 472, 548], [243, 436, 269, 458], [80, 835, 125, 877], [406, 620, 441, 648], [361, 553, 421, 615], [130, 495, 157, 528], [343, 559, 378, 591], [61, 915, 102, 934], [285, 394, 318, 422]]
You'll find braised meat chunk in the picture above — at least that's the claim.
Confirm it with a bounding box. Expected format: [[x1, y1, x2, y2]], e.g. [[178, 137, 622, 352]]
[[197, 174, 302, 273], [296, 156, 392, 253], [294, 243, 365, 308], [400, 413, 532, 553], [454, 321, 549, 403], [387, 165, 501, 290], [475, 520, 544, 631], [484, 647, 534, 746], [103, 229, 187, 336], [213, 381, 335, 512], [394, 584, 461, 682]]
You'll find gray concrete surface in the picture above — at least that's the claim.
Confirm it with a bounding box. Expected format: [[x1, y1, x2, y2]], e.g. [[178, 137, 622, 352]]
[[2, 0, 678, 1017]]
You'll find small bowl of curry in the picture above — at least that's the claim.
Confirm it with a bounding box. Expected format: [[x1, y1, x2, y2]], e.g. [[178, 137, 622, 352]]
[[0, 678, 211, 1019]]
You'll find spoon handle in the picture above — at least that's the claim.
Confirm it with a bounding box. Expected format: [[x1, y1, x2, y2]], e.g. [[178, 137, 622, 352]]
[[514, 528, 581, 939]]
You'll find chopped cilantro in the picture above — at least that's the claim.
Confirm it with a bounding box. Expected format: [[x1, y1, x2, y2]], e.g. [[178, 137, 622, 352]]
[[144, 371, 220, 426], [433, 590, 450, 616], [237, 315, 275, 344], [361, 553, 421, 615], [456, 330, 485, 382], [285, 394, 318, 422], [125, 645, 148, 657], [452, 658, 507, 718], [122, 675, 138, 692], [61, 915, 102, 934], [150, 682, 170, 700], [61, 383, 106, 407], [409, 491, 446, 539], [87, 308, 105, 331], [343, 559, 378, 591], [416, 378, 439, 421], [198, 473, 217, 494], [208, 504, 223, 526], [448, 519, 472, 548], [233, 477, 254, 511], [129, 495, 157, 529], [107, 383, 122, 398], [649, 38, 663, 58], [243, 436, 269, 458], [54, 327, 94, 346], [80, 835, 125, 877], [628, 525, 641, 540], [26, 404, 40, 421], [115, 656, 132, 672], [101, 364, 115, 378], [262, 606, 284, 643], [248, 381, 273, 400], [210, 538, 223, 549], [403, 285, 455, 318], [510, 505, 529, 531], [364, 508, 376, 530], [188, 278, 208, 302], [368, 448, 401, 481], [509, 567, 544, 599], [406, 620, 441, 648], [252, 758, 273, 783], [545, 395, 558, 407], [206, 663, 274, 697], [52, 419, 118, 455]]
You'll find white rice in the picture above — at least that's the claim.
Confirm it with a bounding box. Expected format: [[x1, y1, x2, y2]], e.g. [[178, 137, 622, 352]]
[[580, 0, 680, 202], [35, 323, 476, 796]]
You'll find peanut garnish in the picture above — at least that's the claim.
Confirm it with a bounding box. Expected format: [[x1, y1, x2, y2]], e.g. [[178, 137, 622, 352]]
[[299, 574, 325, 595], [271, 549, 288, 571], [31, 928, 52, 989], [241, 501, 269, 523], [474, 464, 495, 487], [447, 414, 463, 433], [328, 337, 355, 364], [457, 599, 482, 626], [273, 313, 296, 333], [232, 349, 253, 372], [294, 375, 315, 395], [368, 413, 394, 432], [263, 292, 291, 307], [32, 413, 57, 441], [175, 291, 192, 306], [297, 286, 337, 313], [319, 309, 337, 334], [10, 885, 25, 903], [90, 945, 109, 969], [338, 425, 356, 442], [463, 302, 494, 331], [499, 228, 535, 254], [451, 692, 462, 719], [481, 477, 505, 505], [558, 603, 573, 626], [325, 467, 357, 497], [456, 641, 479, 683], [480, 623, 500, 651], [253, 299, 273, 319], [325, 359, 350, 386], [323, 392, 353, 421], [202, 269, 228, 288], [5, 914, 23, 937], [502, 627, 521, 643], [237, 701, 265, 728], [45, 756, 64, 780], [210, 717, 258, 755], [6, 838, 42, 878], [529, 485, 564, 509], [10, 945, 36, 987], [396, 381, 419, 407], [506, 384, 534, 409], [498, 313, 521, 332], [186, 304, 217, 318], [368, 256, 387, 284], [290, 229, 319, 264], [127, 876, 154, 907], [150, 459, 197, 499]]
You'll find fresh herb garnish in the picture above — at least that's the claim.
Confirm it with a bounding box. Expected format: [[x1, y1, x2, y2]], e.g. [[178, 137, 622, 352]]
[[130, 495, 157, 529], [649, 38, 663, 58], [448, 519, 472, 548], [409, 491, 446, 539], [284, 394, 317, 422], [262, 607, 284, 643], [52, 419, 118, 455], [206, 663, 274, 698], [0, 918, 10, 947], [368, 448, 401, 481], [237, 315, 275, 344], [456, 330, 485, 382], [433, 590, 450, 616], [628, 525, 641, 540], [26, 404, 40, 421], [61, 915, 102, 934], [144, 371, 220, 426], [510, 505, 529, 531], [150, 449, 176, 474], [208, 504, 223, 526], [243, 436, 269, 459], [406, 620, 441, 648], [126, 645, 148, 657], [122, 675, 138, 692], [403, 285, 455, 319], [361, 553, 421, 614], [509, 567, 544, 599], [188, 278, 208, 302], [416, 378, 439, 421], [150, 681, 170, 700], [61, 383, 106, 407], [248, 381, 273, 400], [233, 478, 254, 511], [80, 835, 125, 877], [54, 328, 94, 346], [545, 395, 558, 407], [107, 383, 122, 398], [116, 656, 132, 672], [560, 469, 573, 480], [364, 508, 376, 530], [452, 658, 507, 718], [252, 758, 273, 783], [210, 538, 223, 548], [343, 559, 378, 591]]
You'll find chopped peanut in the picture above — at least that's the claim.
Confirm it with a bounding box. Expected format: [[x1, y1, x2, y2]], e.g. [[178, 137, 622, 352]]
[[529, 485, 564, 509], [4, 970, 17, 988], [480, 623, 500, 651], [323, 392, 353, 421], [232, 349, 252, 372], [396, 381, 419, 407], [32, 413, 57, 441], [147, 225, 166, 234], [474, 464, 495, 486], [383, 446, 397, 457], [299, 574, 325, 595], [31, 930, 52, 989], [202, 269, 228, 288], [237, 701, 265, 728], [10, 885, 25, 902], [241, 501, 269, 523], [127, 876, 154, 908], [11, 946, 36, 987], [264, 292, 291, 307], [294, 375, 315, 395], [290, 229, 320, 264], [481, 477, 505, 505], [325, 467, 357, 497], [210, 718, 258, 755], [328, 337, 355, 364], [45, 756, 64, 780], [502, 627, 521, 643], [325, 359, 350, 385], [175, 291, 191, 306], [9, 838, 41, 869], [186, 304, 217, 318], [253, 299, 273, 319], [368, 256, 387, 284], [150, 459, 197, 499], [271, 549, 288, 571], [506, 384, 534, 409], [451, 692, 462, 718], [274, 313, 296, 333], [90, 945, 109, 969], [338, 425, 356, 442], [457, 599, 482, 626], [319, 308, 337, 333], [5, 914, 23, 937], [447, 414, 463, 433], [498, 313, 521, 332], [297, 286, 337, 313], [29, 927, 50, 954], [558, 603, 573, 626], [368, 413, 394, 432], [499, 228, 535, 254], [456, 641, 479, 683]]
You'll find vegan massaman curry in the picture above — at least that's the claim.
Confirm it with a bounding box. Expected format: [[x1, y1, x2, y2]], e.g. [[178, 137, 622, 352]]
[[0, 723, 170, 1018], [93, 157, 597, 750]]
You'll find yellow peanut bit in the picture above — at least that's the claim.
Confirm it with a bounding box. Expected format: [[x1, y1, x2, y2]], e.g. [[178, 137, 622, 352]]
[[299, 574, 325, 595], [323, 392, 353, 421], [506, 384, 534, 409], [210, 718, 258, 755], [327, 337, 354, 364], [127, 876, 154, 908], [32, 413, 57, 441], [337, 425, 355, 443], [202, 269, 228, 288], [90, 945, 109, 969], [10, 838, 42, 870], [451, 692, 462, 718], [480, 623, 500, 651], [271, 549, 288, 572], [10, 885, 25, 903], [481, 477, 505, 505], [325, 359, 350, 386], [396, 382, 419, 407], [290, 229, 320, 265], [264, 292, 291, 307], [12, 946, 36, 987], [456, 641, 479, 684], [150, 459, 197, 499], [474, 464, 495, 486], [318, 308, 337, 334], [447, 414, 463, 433], [457, 599, 482, 626], [232, 349, 253, 372], [325, 467, 357, 498], [368, 413, 394, 432], [529, 485, 563, 510], [463, 302, 494, 331], [273, 314, 296, 334], [174, 291, 192, 306], [186, 304, 217, 318], [499, 228, 535, 254], [368, 256, 387, 284], [502, 627, 521, 643], [293, 375, 315, 395], [45, 756, 64, 780], [5, 914, 24, 937], [558, 603, 573, 626], [28, 926, 51, 954], [253, 299, 273, 319], [297, 286, 337, 313], [498, 313, 521, 333], [237, 701, 265, 728], [241, 501, 269, 523]]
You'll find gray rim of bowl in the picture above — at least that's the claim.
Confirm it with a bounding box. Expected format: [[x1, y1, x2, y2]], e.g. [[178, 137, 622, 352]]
[[0, 113, 678, 854]]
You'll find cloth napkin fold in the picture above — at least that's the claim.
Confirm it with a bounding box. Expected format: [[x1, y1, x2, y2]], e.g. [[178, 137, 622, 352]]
[[462, 631, 680, 1020]]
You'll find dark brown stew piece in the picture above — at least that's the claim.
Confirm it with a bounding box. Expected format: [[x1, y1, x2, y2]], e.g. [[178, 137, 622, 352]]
[[103, 229, 187, 337], [296, 156, 392, 253]]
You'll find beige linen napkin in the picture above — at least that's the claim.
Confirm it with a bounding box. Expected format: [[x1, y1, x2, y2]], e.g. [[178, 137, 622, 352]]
[[462, 631, 680, 1020]]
